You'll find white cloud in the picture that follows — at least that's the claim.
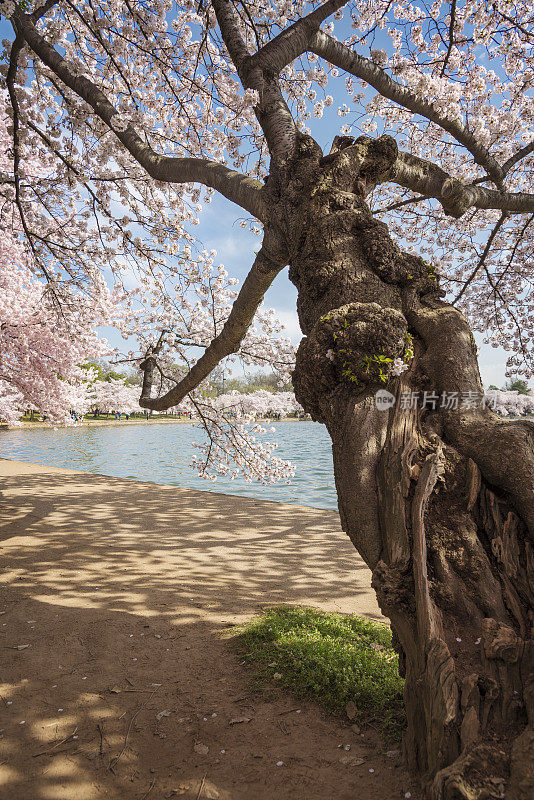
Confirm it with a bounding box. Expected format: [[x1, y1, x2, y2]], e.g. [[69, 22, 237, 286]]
[[275, 309, 303, 344]]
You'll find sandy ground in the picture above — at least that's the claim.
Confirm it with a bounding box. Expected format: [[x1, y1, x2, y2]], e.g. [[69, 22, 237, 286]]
[[0, 458, 418, 800]]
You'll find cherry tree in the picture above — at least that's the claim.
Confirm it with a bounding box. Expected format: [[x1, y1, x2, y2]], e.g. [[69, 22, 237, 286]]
[[89, 377, 141, 414], [214, 388, 303, 416], [0, 227, 116, 424], [2, 1, 534, 796], [0, 96, 120, 423], [486, 389, 534, 418]]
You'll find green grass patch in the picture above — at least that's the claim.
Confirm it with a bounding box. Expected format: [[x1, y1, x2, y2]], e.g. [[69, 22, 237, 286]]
[[233, 605, 405, 739]]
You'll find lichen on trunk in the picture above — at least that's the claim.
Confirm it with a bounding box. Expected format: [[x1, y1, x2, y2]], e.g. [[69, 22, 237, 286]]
[[283, 133, 534, 799]]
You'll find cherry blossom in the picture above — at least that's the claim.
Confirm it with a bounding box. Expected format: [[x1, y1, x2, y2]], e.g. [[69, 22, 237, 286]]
[[486, 389, 534, 417], [89, 379, 142, 415], [0, 228, 116, 425]]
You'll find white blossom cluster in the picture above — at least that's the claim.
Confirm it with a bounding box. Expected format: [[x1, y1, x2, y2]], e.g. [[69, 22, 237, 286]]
[[390, 358, 409, 377], [88, 379, 142, 414], [486, 389, 534, 417], [214, 389, 303, 417], [0, 2, 15, 20], [190, 404, 296, 485]]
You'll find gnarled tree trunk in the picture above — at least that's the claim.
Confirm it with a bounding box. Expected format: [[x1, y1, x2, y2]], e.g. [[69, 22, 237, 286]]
[[275, 134, 534, 799]]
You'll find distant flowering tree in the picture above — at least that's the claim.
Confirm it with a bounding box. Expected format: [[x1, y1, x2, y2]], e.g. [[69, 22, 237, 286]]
[[2, 1, 534, 795], [487, 389, 534, 418], [214, 389, 303, 417], [0, 229, 115, 424], [89, 378, 142, 415]]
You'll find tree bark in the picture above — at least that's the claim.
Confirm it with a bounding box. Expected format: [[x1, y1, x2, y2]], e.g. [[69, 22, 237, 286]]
[[282, 134, 534, 799]]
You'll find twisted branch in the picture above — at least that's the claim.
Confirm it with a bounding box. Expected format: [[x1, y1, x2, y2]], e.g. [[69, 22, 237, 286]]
[[11, 5, 266, 221], [139, 240, 287, 410]]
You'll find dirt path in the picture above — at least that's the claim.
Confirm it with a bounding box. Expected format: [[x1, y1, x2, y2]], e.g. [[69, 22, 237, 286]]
[[0, 459, 418, 800]]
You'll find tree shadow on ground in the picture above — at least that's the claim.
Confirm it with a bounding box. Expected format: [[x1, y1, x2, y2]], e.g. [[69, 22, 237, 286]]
[[0, 463, 412, 800], [0, 465, 382, 622]]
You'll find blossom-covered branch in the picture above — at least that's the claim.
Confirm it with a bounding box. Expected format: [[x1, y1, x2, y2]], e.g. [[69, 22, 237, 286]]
[[10, 3, 266, 220], [247, 1, 504, 184], [389, 152, 534, 217], [211, 0, 299, 163], [308, 30, 505, 185], [139, 241, 288, 411]]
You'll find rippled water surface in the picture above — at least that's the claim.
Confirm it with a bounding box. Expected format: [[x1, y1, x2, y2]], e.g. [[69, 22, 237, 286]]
[[0, 420, 337, 510]]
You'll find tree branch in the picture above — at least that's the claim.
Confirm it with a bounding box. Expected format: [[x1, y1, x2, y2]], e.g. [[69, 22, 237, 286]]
[[30, 0, 61, 22], [23, 118, 181, 274], [211, 0, 298, 164], [5, 28, 61, 298], [249, 0, 348, 75], [332, 136, 534, 217], [501, 141, 534, 176], [308, 31, 505, 186], [389, 151, 534, 217], [11, 5, 266, 221], [373, 193, 428, 214], [439, 0, 457, 77], [492, 214, 534, 292], [452, 211, 508, 304], [246, 6, 510, 189], [211, 0, 251, 72], [139, 240, 287, 410]]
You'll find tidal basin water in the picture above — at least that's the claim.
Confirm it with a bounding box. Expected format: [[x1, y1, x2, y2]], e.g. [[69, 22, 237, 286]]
[[0, 420, 337, 510]]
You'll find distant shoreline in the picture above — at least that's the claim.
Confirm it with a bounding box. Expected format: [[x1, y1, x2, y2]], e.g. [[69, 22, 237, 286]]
[[0, 416, 302, 431], [0, 417, 195, 431]]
